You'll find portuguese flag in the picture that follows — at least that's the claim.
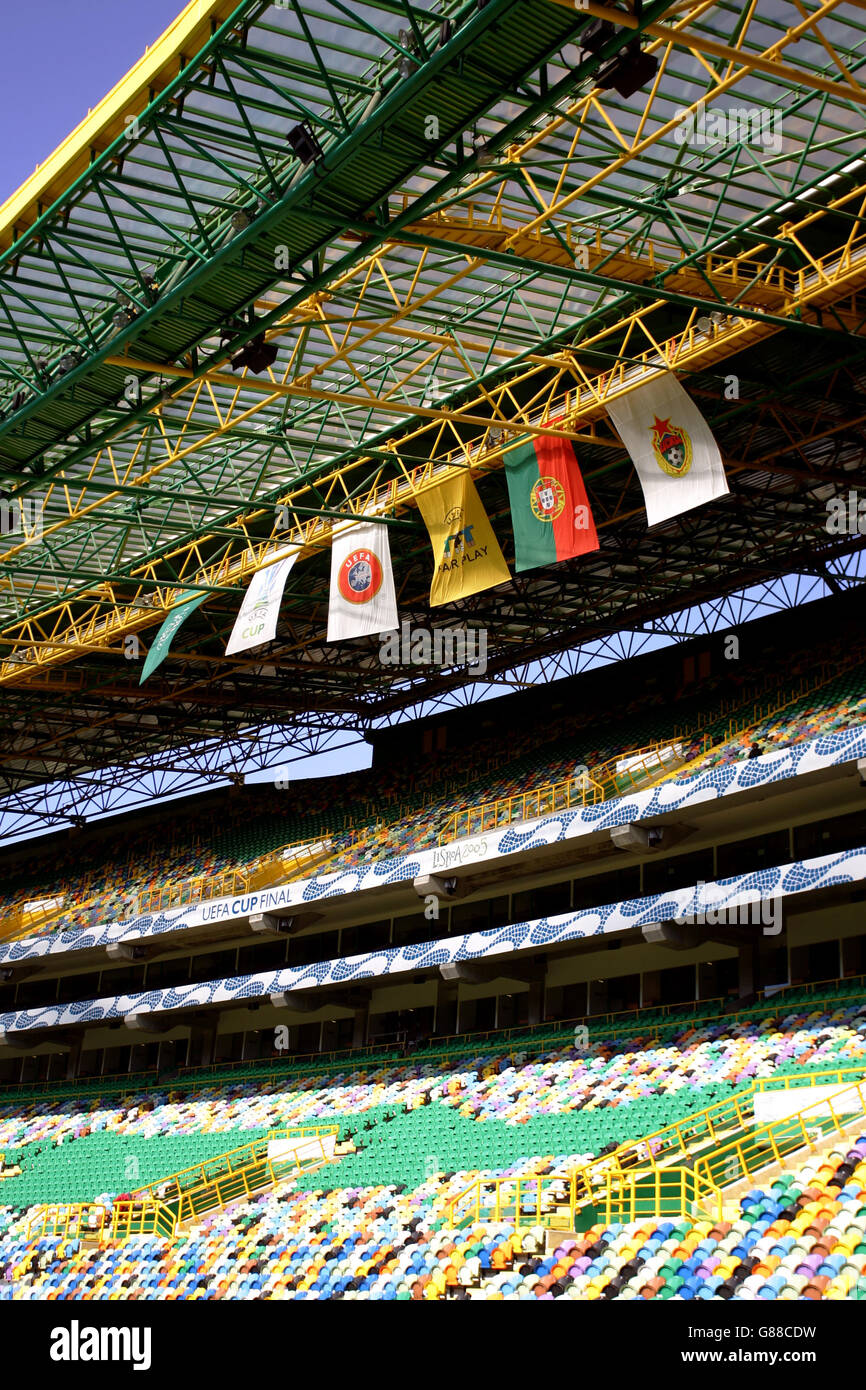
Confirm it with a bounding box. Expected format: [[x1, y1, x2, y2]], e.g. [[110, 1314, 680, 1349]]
[[504, 433, 599, 573]]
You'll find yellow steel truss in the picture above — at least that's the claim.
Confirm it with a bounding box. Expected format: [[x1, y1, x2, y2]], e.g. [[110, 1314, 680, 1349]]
[[4, 0, 866, 689]]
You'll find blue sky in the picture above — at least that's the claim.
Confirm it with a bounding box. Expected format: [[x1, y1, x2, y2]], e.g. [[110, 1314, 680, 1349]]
[[1, 0, 184, 204]]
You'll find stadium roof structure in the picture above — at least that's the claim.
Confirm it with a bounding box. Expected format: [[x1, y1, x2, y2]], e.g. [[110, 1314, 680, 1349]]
[[1, 0, 866, 832]]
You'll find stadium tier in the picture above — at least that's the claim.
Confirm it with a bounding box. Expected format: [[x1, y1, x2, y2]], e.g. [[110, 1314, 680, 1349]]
[[1, 608, 864, 943], [3, 989, 866, 1298]]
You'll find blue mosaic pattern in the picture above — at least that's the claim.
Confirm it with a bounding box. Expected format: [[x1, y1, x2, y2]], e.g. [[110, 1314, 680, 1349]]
[[1, 725, 864, 970], [1, 844, 864, 1038]]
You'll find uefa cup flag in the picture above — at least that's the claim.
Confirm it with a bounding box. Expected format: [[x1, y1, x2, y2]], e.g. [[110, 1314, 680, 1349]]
[[605, 373, 729, 527], [327, 521, 398, 641], [505, 433, 599, 572], [225, 547, 297, 656], [417, 472, 510, 606]]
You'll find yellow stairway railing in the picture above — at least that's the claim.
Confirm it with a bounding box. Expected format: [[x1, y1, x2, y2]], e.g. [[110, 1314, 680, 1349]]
[[27, 1123, 339, 1245], [437, 739, 688, 846], [130, 1123, 338, 1224], [437, 771, 604, 845], [0, 894, 93, 945], [244, 839, 335, 890], [590, 740, 687, 800], [448, 1066, 866, 1231], [693, 1078, 866, 1190], [601, 1166, 725, 1226]]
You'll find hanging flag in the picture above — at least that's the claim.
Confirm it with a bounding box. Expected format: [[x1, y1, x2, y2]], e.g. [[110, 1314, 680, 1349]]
[[225, 547, 296, 656], [417, 472, 510, 607], [327, 521, 398, 641], [504, 432, 600, 572], [139, 590, 208, 686], [605, 373, 729, 527]]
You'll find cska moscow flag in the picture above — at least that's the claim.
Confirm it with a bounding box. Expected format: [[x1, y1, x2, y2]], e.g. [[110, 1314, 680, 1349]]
[[605, 372, 729, 527], [504, 432, 600, 572]]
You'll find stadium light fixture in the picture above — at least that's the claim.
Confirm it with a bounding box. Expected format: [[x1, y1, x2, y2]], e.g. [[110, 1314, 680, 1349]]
[[231, 333, 278, 375], [287, 122, 323, 165], [595, 41, 658, 99], [580, 18, 616, 54], [397, 27, 422, 78]]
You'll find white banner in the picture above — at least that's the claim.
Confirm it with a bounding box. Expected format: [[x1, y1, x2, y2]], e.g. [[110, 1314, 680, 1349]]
[[226, 548, 297, 656], [606, 373, 729, 526], [327, 521, 398, 641]]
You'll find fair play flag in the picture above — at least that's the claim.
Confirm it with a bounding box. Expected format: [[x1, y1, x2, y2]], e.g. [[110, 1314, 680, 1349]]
[[417, 472, 511, 607], [226, 547, 297, 656], [327, 521, 398, 641], [605, 373, 729, 527]]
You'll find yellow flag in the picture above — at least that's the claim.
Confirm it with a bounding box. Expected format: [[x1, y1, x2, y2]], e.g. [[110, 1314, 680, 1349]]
[[417, 472, 511, 606]]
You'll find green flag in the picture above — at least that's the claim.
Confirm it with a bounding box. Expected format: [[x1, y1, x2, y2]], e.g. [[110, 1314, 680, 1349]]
[[139, 591, 208, 685]]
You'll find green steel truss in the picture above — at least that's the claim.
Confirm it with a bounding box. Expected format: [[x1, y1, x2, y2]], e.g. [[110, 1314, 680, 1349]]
[[0, 0, 866, 824]]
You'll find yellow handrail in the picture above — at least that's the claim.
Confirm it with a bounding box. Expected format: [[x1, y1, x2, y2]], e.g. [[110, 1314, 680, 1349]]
[[437, 772, 605, 846], [673, 649, 866, 742], [448, 1065, 866, 1231], [28, 1199, 178, 1243], [693, 1077, 866, 1189], [437, 649, 866, 849], [601, 1166, 724, 1225], [4, 836, 334, 942], [130, 1123, 338, 1205], [27, 1124, 339, 1245], [591, 740, 687, 798], [0, 894, 91, 944], [436, 740, 684, 846], [137, 837, 331, 916]]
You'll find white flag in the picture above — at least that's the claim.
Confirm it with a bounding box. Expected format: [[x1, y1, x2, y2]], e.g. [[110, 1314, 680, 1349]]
[[606, 373, 729, 527], [327, 521, 398, 641], [226, 547, 296, 656]]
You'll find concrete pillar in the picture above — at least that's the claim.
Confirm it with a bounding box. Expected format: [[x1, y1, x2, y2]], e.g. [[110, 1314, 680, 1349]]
[[527, 978, 544, 1027], [738, 941, 760, 998], [435, 979, 458, 1037], [65, 1036, 82, 1082], [352, 1004, 369, 1050]]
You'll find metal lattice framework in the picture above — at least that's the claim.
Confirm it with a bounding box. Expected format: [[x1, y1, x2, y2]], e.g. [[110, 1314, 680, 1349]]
[[2, 0, 866, 830]]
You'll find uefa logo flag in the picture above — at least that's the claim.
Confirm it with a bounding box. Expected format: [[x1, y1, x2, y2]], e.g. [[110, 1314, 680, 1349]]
[[327, 521, 398, 641], [225, 547, 297, 656], [605, 372, 729, 527]]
